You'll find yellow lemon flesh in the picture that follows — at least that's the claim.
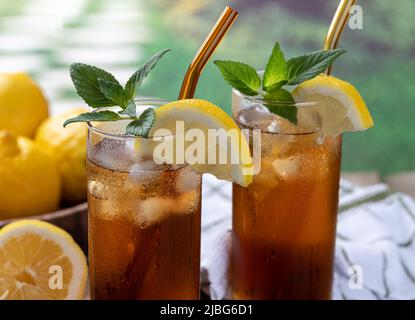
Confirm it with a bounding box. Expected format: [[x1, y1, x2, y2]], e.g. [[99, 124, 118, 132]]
[[35, 108, 89, 204], [0, 131, 61, 220], [0, 73, 48, 138], [292, 74, 374, 137], [150, 99, 253, 187], [0, 220, 87, 300]]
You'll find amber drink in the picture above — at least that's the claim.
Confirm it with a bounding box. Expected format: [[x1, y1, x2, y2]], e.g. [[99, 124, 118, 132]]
[[231, 90, 342, 300], [87, 100, 202, 300]]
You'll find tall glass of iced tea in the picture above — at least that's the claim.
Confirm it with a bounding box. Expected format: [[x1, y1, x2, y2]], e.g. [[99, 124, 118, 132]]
[[231, 90, 342, 300], [87, 99, 202, 300]]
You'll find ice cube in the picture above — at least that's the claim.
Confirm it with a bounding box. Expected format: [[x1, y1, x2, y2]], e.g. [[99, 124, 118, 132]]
[[93, 119, 130, 135], [126, 138, 161, 162], [95, 199, 119, 221], [251, 159, 280, 199], [127, 163, 153, 184], [253, 170, 280, 193], [175, 166, 200, 193], [235, 105, 298, 134], [272, 156, 300, 180], [175, 190, 199, 214], [91, 138, 126, 170], [88, 180, 108, 200], [127, 163, 142, 181], [236, 104, 274, 130], [135, 191, 199, 227], [137, 196, 175, 227]]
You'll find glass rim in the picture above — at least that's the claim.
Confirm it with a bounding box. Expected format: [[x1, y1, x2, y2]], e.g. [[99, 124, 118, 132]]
[[232, 88, 322, 135], [87, 156, 190, 173], [235, 120, 321, 136], [86, 98, 171, 140], [232, 88, 317, 107]]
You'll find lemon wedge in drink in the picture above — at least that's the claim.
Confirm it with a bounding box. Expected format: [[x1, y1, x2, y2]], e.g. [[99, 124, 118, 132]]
[[149, 99, 253, 187], [0, 220, 87, 300], [292, 74, 374, 137]]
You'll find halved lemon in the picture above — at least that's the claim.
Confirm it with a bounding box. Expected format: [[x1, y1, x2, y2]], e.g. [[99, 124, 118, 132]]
[[149, 99, 253, 187], [292, 74, 374, 137], [0, 220, 87, 300]]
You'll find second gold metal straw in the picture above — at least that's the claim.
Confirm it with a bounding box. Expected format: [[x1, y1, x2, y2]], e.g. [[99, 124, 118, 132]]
[[178, 6, 238, 100], [323, 0, 356, 75]]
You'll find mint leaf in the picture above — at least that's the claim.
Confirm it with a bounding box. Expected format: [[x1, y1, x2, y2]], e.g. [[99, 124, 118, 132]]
[[98, 78, 127, 108], [120, 100, 137, 117], [66, 49, 173, 135], [264, 80, 288, 93], [125, 108, 155, 138], [63, 110, 122, 127], [70, 63, 121, 107], [214, 60, 260, 96], [125, 49, 170, 100], [263, 42, 287, 92], [264, 89, 297, 124], [286, 49, 346, 85]]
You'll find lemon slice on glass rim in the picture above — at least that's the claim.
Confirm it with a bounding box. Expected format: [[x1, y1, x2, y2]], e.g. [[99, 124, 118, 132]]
[[148, 99, 253, 187], [0, 220, 88, 300], [292, 74, 374, 137]]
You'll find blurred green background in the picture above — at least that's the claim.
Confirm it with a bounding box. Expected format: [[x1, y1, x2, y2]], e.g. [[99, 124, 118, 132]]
[[0, 0, 414, 176]]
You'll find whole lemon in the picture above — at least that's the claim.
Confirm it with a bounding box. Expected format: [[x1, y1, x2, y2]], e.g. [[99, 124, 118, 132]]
[[0, 73, 49, 137], [0, 131, 61, 220], [35, 107, 89, 205]]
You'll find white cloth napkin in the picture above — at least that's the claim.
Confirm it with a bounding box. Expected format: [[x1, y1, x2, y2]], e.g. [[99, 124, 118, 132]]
[[200, 174, 415, 300]]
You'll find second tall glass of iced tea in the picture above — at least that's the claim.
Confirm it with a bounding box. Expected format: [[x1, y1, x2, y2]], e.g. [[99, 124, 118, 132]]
[[232, 90, 342, 300], [87, 99, 202, 300]]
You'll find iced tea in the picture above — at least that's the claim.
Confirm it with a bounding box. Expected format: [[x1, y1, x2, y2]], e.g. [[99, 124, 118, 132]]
[[231, 91, 342, 300], [87, 101, 202, 300]]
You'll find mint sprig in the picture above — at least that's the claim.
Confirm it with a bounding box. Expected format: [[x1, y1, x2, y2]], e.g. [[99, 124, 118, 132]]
[[98, 78, 128, 108], [125, 49, 170, 100], [63, 110, 122, 127], [214, 42, 346, 123], [120, 101, 137, 117], [64, 49, 170, 137], [213, 61, 260, 96], [264, 89, 297, 124], [263, 42, 287, 92], [69, 64, 121, 107], [286, 49, 346, 85], [125, 108, 155, 138]]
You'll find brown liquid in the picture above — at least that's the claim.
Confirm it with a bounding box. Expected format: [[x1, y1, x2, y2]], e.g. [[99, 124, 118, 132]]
[[88, 160, 201, 300], [232, 134, 342, 300]]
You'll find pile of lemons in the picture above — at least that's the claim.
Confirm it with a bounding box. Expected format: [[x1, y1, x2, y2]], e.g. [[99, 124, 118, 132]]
[[0, 72, 89, 220]]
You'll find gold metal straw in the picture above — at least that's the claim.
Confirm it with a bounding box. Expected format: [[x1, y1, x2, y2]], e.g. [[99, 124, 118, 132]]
[[323, 0, 356, 74], [178, 6, 238, 99]]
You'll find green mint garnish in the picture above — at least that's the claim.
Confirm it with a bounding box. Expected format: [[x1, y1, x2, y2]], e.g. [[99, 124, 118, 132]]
[[98, 78, 128, 108], [263, 42, 287, 92], [63, 49, 171, 137], [213, 60, 260, 96], [125, 49, 170, 100], [125, 108, 156, 138], [69, 63, 121, 107], [119, 100, 137, 118], [264, 89, 297, 124], [214, 42, 346, 124], [286, 49, 346, 85], [63, 110, 122, 127]]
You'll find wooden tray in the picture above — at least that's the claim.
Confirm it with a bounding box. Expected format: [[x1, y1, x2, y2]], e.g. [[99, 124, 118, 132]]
[[0, 203, 88, 253]]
